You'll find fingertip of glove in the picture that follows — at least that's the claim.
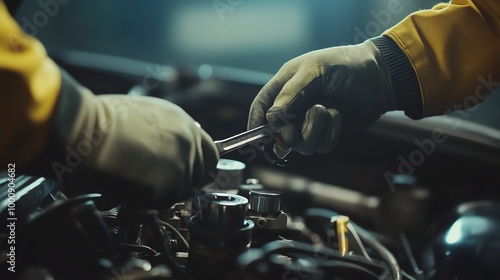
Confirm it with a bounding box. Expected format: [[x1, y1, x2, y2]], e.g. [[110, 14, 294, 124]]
[[303, 105, 330, 130], [308, 104, 328, 116], [265, 106, 288, 125]]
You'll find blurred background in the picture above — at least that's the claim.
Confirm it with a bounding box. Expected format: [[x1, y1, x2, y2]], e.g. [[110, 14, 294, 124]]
[[18, 0, 439, 73], [15, 0, 500, 130]]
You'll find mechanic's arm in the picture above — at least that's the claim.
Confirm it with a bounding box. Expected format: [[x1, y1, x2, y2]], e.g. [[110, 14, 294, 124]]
[[0, 1, 60, 166], [248, 0, 500, 155], [0, 1, 218, 208], [380, 0, 500, 117]]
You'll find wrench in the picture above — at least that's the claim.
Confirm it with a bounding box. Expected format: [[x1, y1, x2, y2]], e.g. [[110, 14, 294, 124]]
[[214, 124, 293, 166], [214, 124, 274, 156]]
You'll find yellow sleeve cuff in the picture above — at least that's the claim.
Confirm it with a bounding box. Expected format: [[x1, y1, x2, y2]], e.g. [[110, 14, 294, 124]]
[[384, 0, 500, 116], [0, 1, 61, 166]]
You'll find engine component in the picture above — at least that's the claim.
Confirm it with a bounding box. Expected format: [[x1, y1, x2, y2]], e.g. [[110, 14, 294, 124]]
[[335, 215, 350, 257], [236, 240, 391, 280], [0, 175, 60, 223], [247, 190, 287, 246], [422, 201, 500, 280], [208, 159, 246, 190], [304, 208, 402, 280], [0, 174, 407, 280], [197, 193, 248, 229], [14, 194, 113, 279], [187, 193, 254, 280], [249, 189, 282, 215], [159, 202, 189, 251], [237, 178, 265, 199]]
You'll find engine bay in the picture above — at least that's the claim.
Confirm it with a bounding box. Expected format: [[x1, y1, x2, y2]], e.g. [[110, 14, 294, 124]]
[[0, 161, 402, 280], [2, 154, 500, 280]]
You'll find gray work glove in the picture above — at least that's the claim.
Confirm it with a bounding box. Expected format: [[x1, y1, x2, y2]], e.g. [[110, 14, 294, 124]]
[[35, 72, 219, 209], [248, 40, 396, 155]]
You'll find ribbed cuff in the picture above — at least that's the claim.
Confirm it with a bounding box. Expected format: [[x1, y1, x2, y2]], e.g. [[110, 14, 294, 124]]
[[370, 36, 423, 119]]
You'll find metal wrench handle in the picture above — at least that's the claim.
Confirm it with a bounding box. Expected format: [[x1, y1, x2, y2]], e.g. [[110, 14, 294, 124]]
[[214, 124, 274, 156]]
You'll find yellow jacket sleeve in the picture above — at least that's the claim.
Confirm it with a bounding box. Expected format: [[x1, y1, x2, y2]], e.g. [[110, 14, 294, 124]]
[[0, 1, 61, 166], [385, 0, 500, 117]]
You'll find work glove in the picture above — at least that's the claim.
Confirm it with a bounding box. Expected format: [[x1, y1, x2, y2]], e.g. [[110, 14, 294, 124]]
[[31, 71, 219, 209], [248, 40, 397, 155]]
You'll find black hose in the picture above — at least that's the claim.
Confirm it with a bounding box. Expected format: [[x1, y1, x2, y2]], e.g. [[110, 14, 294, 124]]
[[144, 210, 192, 280], [117, 244, 159, 256], [353, 224, 402, 280], [260, 241, 389, 279], [304, 208, 401, 280]]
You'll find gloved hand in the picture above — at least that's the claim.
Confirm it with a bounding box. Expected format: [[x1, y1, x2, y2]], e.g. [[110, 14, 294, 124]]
[[248, 40, 397, 155], [33, 72, 219, 208]]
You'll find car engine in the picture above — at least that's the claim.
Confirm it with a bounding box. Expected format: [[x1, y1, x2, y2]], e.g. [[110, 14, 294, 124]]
[[1, 157, 500, 280]]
